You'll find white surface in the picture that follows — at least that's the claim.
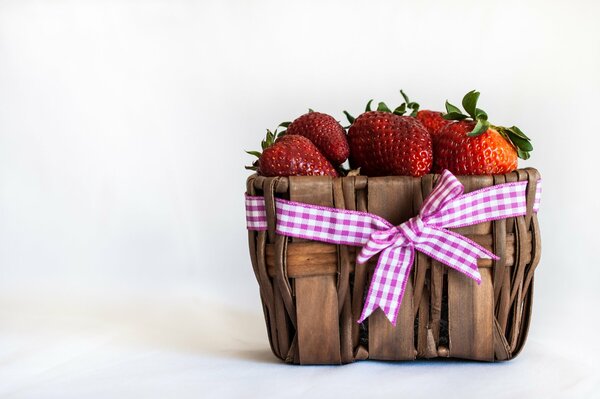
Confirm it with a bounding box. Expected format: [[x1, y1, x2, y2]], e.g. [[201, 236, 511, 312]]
[[1, 0, 599, 397], [1, 292, 599, 398]]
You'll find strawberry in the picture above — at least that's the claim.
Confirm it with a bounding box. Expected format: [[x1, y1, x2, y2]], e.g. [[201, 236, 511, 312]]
[[416, 110, 451, 140], [433, 90, 533, 175], [246, 130, 338, 177], [344, 99, 432, 177], [280, 110, 349, 165], [395, 90, 451, 140], [434, 121, 518, 175]]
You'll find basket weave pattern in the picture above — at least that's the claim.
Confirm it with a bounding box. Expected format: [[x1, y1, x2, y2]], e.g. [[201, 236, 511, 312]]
[[246, 168, 541, 364]]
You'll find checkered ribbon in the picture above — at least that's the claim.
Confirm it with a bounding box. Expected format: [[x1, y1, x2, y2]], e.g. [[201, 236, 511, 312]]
[[246, 170, 542, 325]]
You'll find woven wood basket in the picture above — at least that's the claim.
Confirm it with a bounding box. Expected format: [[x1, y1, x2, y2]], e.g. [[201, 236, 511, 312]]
[[246, 168, 541, 364]]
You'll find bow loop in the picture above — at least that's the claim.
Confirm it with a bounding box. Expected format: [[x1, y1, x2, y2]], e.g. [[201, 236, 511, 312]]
[[419, 170, 464, 221]]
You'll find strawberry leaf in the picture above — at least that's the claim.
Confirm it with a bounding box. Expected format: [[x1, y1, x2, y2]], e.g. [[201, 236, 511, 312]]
[[245, 150, 261, 158], [506, 131, 533, 151], [343, 110, 355, 125], [462, 90, 480, 119], [445, 101, 462, 115], [365, 99, 373, 112], [399, 90, 420, 116], [517, 148, 530, 160], [475, 108, 488, 121], [261, 129, 277, 150], [507, 125, 530, 140], [393, 103, 407, 115], [400, 89, 410, 104], [278, 121, 291, 128], [467, 119, 490, 136], [443, 112, 468, 120], [408, 102, 420, 117], [377, 102, 391, 112]]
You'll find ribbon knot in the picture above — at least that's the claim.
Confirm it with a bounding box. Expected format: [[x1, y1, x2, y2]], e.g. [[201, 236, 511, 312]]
[[397, 215, 426, 244], [358, 215, 424, 266]]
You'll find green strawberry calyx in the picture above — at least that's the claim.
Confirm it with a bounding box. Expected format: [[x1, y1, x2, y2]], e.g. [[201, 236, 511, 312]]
[[244, 128, 284, 170], [443, 90, 533, 160], [343, 89, 420, 126], [399, 89, 420, 117]]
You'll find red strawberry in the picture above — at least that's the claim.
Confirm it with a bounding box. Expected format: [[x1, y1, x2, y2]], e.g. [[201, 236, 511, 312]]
[[246, 131, 338, 177], [434, 121, 518, 175], [345, 101, 432, 177], [416, 110, 451, 140], [396, 90, 451, 140], [283, 111, 349, 165], [434, 90, 532, 175]]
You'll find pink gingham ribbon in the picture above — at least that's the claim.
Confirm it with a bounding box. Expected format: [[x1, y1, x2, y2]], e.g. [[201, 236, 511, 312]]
[[246, 170, 542, 325]]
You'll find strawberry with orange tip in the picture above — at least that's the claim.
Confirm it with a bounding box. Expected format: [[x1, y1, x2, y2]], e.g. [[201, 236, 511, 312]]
[[434, 90, 533, 175]]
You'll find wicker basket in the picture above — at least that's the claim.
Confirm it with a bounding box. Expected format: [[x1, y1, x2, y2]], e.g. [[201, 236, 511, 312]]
[[246, 168, 541, 364]]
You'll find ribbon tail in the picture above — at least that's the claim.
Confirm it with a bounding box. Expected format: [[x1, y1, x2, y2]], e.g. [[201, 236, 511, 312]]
[[357, 246, 415, 326], [416, 227, 498, 285]]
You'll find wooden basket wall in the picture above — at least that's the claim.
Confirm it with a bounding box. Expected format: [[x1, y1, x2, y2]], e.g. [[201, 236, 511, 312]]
[[246, 168, 541, 364]]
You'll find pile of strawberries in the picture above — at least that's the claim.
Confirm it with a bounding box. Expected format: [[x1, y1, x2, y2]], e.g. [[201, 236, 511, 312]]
[[246, 90, 533, 177]]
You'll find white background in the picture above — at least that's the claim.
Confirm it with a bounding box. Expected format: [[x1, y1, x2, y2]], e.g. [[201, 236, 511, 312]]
[[1, 0, 599, 397]]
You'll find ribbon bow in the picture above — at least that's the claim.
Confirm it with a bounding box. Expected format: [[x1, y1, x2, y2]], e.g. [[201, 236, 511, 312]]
[[245, 170, 541, 326], [356, 171, 498, 325]]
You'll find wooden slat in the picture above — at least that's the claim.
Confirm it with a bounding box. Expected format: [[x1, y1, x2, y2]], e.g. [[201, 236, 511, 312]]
[[351, 186, 369, 356], [246, 176, 280, 359], [492, 174, 507, 304], [333, 177, 354, 364], [416, 254, 436, 358], [430, 260, 444, 348], [448, 267, 494, 361], [447, 176, 495, 361], [493, 317, 511, 360], [295, 274, 341, 362], [366, 177, 416, 361], [268, 178, 296, 363], [289, 176, 342, 365]]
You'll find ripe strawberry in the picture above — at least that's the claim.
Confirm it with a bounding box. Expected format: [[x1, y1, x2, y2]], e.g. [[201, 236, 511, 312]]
[[345, 100, 432, 177], [433, 90, 533, 175], [394, 90, 451, 140], [416, 110, 451, 140], [281, 110, 349, 165], [434, 121, 518, 174], [246, 130, 338, 177]]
